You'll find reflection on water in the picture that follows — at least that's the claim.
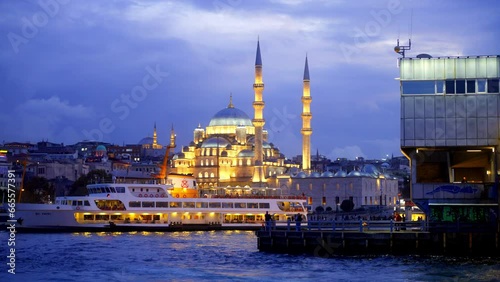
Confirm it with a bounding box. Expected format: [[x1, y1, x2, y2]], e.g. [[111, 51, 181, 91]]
[[0, 231, 499, 281]]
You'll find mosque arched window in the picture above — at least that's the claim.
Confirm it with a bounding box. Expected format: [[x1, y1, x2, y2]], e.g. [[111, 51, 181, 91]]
[[239, 160, 242, 166], [198, 172, 203, 178], [210, 172, 215, 178], [211, 160, 214, 166], [246, 159, 251, 166], [204, 172, 208, 178], [296, 183, 300, 191]]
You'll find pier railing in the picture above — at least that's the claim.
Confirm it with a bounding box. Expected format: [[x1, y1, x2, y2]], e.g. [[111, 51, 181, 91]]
[[267, 219, 427, 233]]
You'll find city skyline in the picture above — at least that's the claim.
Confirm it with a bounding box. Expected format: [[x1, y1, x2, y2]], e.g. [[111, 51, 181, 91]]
[[1, 0, 500, 160]]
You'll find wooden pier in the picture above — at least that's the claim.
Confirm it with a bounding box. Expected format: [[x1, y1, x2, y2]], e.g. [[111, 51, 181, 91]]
[[256, 221, 500, 257]]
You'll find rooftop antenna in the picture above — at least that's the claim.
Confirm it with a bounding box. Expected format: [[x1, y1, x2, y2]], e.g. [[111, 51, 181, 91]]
[[394, 9, 412, 58]]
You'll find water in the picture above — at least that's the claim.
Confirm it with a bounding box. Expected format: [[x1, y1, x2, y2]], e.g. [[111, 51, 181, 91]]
[[1, 230, 499, 281]]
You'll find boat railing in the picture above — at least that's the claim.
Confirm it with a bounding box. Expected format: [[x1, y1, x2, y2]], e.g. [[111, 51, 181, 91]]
[[208, 195, 306, 200]]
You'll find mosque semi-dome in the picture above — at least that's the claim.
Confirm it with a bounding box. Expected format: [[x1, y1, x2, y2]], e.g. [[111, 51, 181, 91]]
[[96, 145, 107, 152], [201, 136, 230, 148]]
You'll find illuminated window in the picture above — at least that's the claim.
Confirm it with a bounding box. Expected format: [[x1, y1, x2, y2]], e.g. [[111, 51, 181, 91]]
[[477, 79, 486, 92]]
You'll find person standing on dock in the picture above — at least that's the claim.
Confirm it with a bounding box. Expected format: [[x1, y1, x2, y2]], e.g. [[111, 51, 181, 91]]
[[265, 211, 272, 231], [295, 213, 302, 231]]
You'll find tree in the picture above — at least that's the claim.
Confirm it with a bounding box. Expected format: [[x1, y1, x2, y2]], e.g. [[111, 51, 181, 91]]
[[21, 176, 54, 203], [69, 169, 112, 196], [315, 206, 325, 213], [340, 199, 354, 212]]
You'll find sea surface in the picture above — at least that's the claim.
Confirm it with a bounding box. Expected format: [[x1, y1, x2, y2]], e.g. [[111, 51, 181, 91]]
[[1, 230, 499, 281]]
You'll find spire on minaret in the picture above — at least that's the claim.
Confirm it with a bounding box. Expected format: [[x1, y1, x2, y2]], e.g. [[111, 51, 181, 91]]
[[303, 55, 310, 81], [255, 39, 262, 66], [169, 124, 176, 148], [228, 93, 234, 108]]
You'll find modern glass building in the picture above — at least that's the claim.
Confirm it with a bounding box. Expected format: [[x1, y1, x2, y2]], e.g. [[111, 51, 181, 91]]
[[399, 55, 499, 231]]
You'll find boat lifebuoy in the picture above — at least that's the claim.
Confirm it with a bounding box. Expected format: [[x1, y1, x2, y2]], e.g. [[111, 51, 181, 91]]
[[138, 194, 142, 197], [144, 194, 148, 197], [161, 194, 166, 198], [150, 194, 154, 198], [76, 206, 80, 210], [175, 194, 179, 198], [155, 194, 159, 198], [182, 194, 187, 198]]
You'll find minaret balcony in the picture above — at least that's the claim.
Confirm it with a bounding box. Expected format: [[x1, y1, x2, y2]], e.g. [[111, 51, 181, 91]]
[[253, 83, 264, 88]]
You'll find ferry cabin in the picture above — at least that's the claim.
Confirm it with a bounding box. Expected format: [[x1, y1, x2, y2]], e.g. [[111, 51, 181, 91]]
[[54, 183, 306, 227]]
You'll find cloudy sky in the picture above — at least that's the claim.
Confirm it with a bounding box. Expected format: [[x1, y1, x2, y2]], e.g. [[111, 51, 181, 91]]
[[1, 0, 499, 160]]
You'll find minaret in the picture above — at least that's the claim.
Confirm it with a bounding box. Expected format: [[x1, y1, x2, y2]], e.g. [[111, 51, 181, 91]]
[[252, 39, 266, 183], [153, 122, 158, 149], [301, 55, 312, 171], [169, 124, 176, 148]]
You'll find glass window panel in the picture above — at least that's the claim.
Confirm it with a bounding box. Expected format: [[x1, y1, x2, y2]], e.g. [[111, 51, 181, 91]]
[[456, 80, 465, 94], [477, 57, 488, 77], [445, 59, 455, 79], [142, 201, 154, 208], [477, 79, 486, 92], [402, 81, 435, 94], [259, 203, 270, 209], [465, 58, 477, 78], [434, 59, 445, 79], [466, 80, 476, 93], [445, 80, 455, 94], [456, 58, 466, 78], [436, 81, 445, 94], [423, 60, 435, 80], [209, 202, 221, 208], [129, 201, 141, 208], [222, 202, 233, 208], [486, 57, 499, 78], [183, 202, 195, 208], [488, 79, 499, 93]]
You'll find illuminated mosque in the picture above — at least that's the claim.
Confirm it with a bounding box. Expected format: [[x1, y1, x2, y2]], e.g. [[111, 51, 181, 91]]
[[170, 40, 312, 189]]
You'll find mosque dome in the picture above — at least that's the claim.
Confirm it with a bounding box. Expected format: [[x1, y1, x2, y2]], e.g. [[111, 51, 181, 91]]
[[347, 170, 362, 177], [201, 137, 230, 148], [296, 172, 307, 178], [96, 145, 107, 152], [334, 170, 347, 177], [208, 106, 252, 127], [321, 171, 334, 177], [362, 164, 380, 177], [138, 137, 154, 145], [309, 172, 321, 178]]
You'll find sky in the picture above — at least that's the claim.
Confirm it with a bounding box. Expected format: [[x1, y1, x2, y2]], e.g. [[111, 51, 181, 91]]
[[1, 0, 500, 161]]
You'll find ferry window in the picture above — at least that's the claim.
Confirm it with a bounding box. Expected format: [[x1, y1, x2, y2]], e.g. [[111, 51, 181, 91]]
[[466, 80, 476, 93], [222, 202, 233, 208], [445, 80, 455, 94], [477, 79, 486, 92], [196, 202, 208, 208], [117, 187, 125, 193], [129, 201, 141, 208], [72, 201, 77, 206], [84, 201, 90, 206], [209, 202, 221, 208], [235, 203, 246, 208], [96, 214, 109, 220], [169, 202, 180, 208], [77, 201, 83, 206], [142, 201, 154, 208], [183, 202, 195, 208], [157, 189, 160, 193], [141, 188, 143, 192], [111, 215, 123, 220], [84, 214, 94, 220], [455, 80, 465, 94], [488, 79, 499, 93], [110, 187, 116, 193], [105, 187, 111, 193], [259, 203, 270, 209], [146, 189, 149, 192], [156, 202, 168, 208], [436, 81, 444, 94], [247, 203, 258, 208]]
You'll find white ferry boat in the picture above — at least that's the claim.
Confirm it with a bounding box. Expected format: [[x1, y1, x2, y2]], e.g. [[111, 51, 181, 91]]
[[10, 178, 307, 232]]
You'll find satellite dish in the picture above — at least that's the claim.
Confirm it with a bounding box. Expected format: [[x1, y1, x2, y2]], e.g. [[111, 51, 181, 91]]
[[416, 53, 432, 59]]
